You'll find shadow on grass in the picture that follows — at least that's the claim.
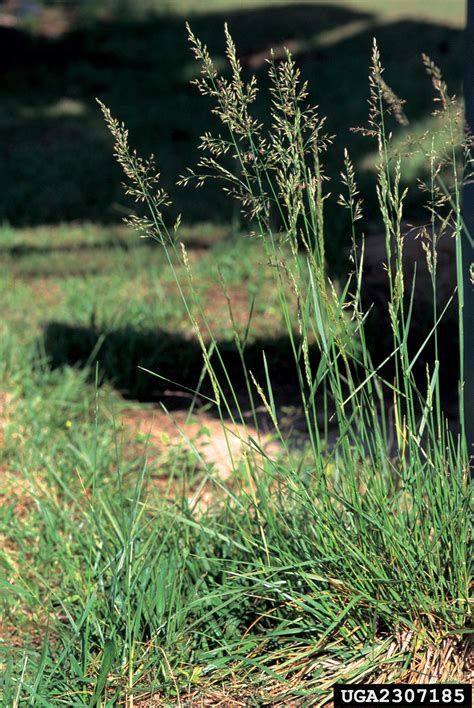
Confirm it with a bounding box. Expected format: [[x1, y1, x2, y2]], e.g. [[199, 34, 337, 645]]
[[1, 3, 463, 266], [41, 298, 459, 421], [42, 321, 304, 409]]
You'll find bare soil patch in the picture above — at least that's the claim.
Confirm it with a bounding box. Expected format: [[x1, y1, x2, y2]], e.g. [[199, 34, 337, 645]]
[[121, 405, 281, 507]]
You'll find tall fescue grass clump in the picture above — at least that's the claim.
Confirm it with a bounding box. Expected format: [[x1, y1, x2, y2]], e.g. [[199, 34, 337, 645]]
[[2, 28, 470, 706], [96, 26, 471, 691]]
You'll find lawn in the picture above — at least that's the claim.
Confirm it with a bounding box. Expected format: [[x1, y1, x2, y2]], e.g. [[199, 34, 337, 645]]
[[0, 1, 471, 705]]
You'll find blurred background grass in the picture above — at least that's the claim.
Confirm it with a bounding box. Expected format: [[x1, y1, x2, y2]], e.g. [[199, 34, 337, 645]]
[[1, 1, 464, 235], [0, 0, 465, 399]]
